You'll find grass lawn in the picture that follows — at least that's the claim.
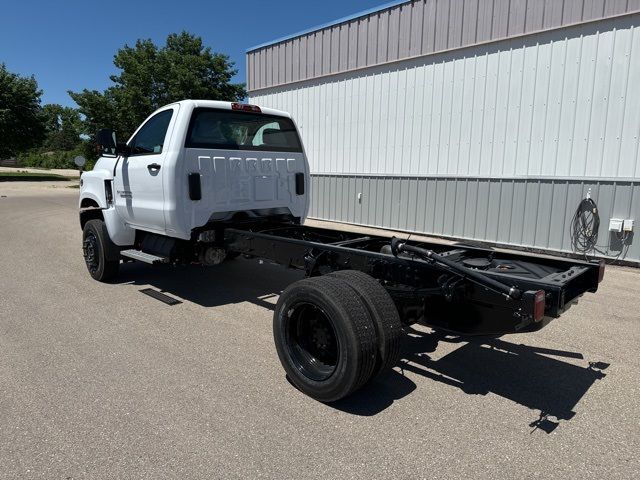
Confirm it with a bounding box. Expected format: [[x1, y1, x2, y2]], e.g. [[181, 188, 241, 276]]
[[0, 171, 73, 182]]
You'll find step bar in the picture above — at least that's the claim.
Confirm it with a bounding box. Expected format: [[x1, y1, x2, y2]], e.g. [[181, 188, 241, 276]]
[[120, 249, 169, 265]]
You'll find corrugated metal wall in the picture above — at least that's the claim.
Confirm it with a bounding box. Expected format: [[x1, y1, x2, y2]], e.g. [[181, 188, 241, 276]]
[[248, 11, 640, 263], [308, 175, 639, 260], [247, 0, 640, 91]]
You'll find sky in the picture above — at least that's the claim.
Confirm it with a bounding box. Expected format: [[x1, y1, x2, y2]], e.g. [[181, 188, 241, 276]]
[[0, 0, 391, 107]]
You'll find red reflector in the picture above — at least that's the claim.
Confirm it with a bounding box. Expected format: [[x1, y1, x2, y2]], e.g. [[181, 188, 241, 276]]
[[231, 102, 261, 113], [598, 260, 605, 283], [533, 290, 546, 322]]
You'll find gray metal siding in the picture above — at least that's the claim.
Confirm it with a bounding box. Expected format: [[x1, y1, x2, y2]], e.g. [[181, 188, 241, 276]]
[[309, 175, 640, 262], [247, 0, 640, 91]]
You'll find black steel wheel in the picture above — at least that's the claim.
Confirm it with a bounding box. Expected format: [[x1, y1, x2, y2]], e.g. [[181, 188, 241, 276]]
[[329, 270, 403, 377], [273, 276, 377, 402], [82, 219, 119, 282], [286, 302, 339, 381]]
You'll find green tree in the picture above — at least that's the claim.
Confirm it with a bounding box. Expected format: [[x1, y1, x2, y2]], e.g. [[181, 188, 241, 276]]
[[0, 63, 45, 158], [70, 32, 246, 141], [41, 103, 83, 151]]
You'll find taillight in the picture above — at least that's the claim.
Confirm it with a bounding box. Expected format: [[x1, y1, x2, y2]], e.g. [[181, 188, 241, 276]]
[[231, 102, 261, 113], [598, 260, 605, 283], [533, 290, 546, 322]]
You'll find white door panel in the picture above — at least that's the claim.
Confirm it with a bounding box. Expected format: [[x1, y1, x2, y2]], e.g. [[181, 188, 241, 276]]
[[114, 156, 165, 231], [113, 106, 177, 232]]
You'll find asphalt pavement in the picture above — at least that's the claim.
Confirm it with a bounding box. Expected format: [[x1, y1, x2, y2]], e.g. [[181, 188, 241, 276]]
[[0, 185, 638, 479]]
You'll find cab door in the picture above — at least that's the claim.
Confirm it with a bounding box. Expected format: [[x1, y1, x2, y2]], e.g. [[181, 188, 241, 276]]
[[114, 108, 175, 233]]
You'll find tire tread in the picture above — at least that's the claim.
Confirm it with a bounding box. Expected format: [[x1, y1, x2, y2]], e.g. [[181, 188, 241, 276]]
[[83, 219, 119, 282], [329, 270, 403, 377]]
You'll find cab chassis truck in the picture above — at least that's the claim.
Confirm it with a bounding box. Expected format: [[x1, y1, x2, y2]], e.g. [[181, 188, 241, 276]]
[[79, 100, 605, 402]]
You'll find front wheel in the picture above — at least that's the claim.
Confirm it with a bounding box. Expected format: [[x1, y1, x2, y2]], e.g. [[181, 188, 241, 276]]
[[82, 219, 120, 282]]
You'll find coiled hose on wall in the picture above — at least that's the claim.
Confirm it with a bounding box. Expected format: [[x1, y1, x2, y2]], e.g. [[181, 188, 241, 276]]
[[570, 197, 600, 255], [571, 195, 631, 262]]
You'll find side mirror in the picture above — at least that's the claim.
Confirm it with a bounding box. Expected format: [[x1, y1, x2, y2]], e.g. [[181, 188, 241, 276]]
[[116, 142, 132, 157], [96, 129, 117, 157]]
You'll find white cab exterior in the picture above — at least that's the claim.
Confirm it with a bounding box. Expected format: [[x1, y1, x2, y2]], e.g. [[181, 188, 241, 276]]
[[80, 100, 310, 245]]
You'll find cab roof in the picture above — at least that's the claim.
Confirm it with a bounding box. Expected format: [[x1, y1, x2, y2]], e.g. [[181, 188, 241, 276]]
[[171, 100, 292, 119]]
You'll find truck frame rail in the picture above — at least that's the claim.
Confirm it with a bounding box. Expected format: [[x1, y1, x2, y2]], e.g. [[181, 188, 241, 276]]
[[222, 222, 603, 336]]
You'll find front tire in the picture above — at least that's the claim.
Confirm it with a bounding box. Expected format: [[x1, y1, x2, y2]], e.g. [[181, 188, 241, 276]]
[[82, 219, 119, 282], [273, 276, 377, 402]]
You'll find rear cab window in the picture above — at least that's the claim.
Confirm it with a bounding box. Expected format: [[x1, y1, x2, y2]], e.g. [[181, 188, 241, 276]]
[[185, 108, 303, 152]]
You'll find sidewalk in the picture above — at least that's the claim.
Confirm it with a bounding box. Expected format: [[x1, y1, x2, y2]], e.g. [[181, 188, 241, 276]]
[[0, 166, 81, 178]]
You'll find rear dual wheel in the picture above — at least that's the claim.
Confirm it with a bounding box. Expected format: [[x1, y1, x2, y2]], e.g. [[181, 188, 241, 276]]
[[328, 270, 403, 378], [273, 271, 403, 402]]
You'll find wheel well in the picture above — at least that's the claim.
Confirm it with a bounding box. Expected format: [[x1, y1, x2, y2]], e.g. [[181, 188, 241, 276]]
[[80, 198, 100, 209], [79, 199, 104, 229]]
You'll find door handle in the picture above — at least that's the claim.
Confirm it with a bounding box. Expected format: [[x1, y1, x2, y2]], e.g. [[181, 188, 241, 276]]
[[147, 163, 161, 172]]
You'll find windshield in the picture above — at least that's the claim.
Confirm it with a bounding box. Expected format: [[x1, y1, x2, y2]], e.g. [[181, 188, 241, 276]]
[[185, 108, 303, 153]]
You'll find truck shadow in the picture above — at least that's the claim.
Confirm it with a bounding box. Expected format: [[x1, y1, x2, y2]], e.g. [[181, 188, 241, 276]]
[[115, 257, 304, 311], [115, 259, 609, 430], [332, 327, 609, 431]]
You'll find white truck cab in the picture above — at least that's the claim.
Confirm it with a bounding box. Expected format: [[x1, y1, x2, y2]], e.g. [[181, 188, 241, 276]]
[[79, 100, 310, 280]]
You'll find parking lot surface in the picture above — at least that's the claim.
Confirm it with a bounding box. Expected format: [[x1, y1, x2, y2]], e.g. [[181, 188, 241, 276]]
[[1, 187, 638, 479]]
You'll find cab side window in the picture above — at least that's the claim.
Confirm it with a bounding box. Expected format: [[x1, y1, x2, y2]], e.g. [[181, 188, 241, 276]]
[[129, 109, 173, 156]]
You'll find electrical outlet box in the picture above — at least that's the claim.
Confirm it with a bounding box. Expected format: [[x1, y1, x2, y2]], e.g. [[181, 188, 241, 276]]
[[623, 219, 634, 232], [609, 218, 624, 232]]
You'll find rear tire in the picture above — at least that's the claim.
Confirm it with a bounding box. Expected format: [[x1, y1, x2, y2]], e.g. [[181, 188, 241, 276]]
[[329, 270, 403, 377], [82, 219, 119, 282], [273, 276, 377, 402]]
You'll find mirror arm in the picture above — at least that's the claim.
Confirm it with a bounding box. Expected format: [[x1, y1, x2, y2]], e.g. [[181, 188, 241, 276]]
[[116, 143, 131, 157]]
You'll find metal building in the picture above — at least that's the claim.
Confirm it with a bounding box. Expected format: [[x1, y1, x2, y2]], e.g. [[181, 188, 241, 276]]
[[247, 0, 640, 263]]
